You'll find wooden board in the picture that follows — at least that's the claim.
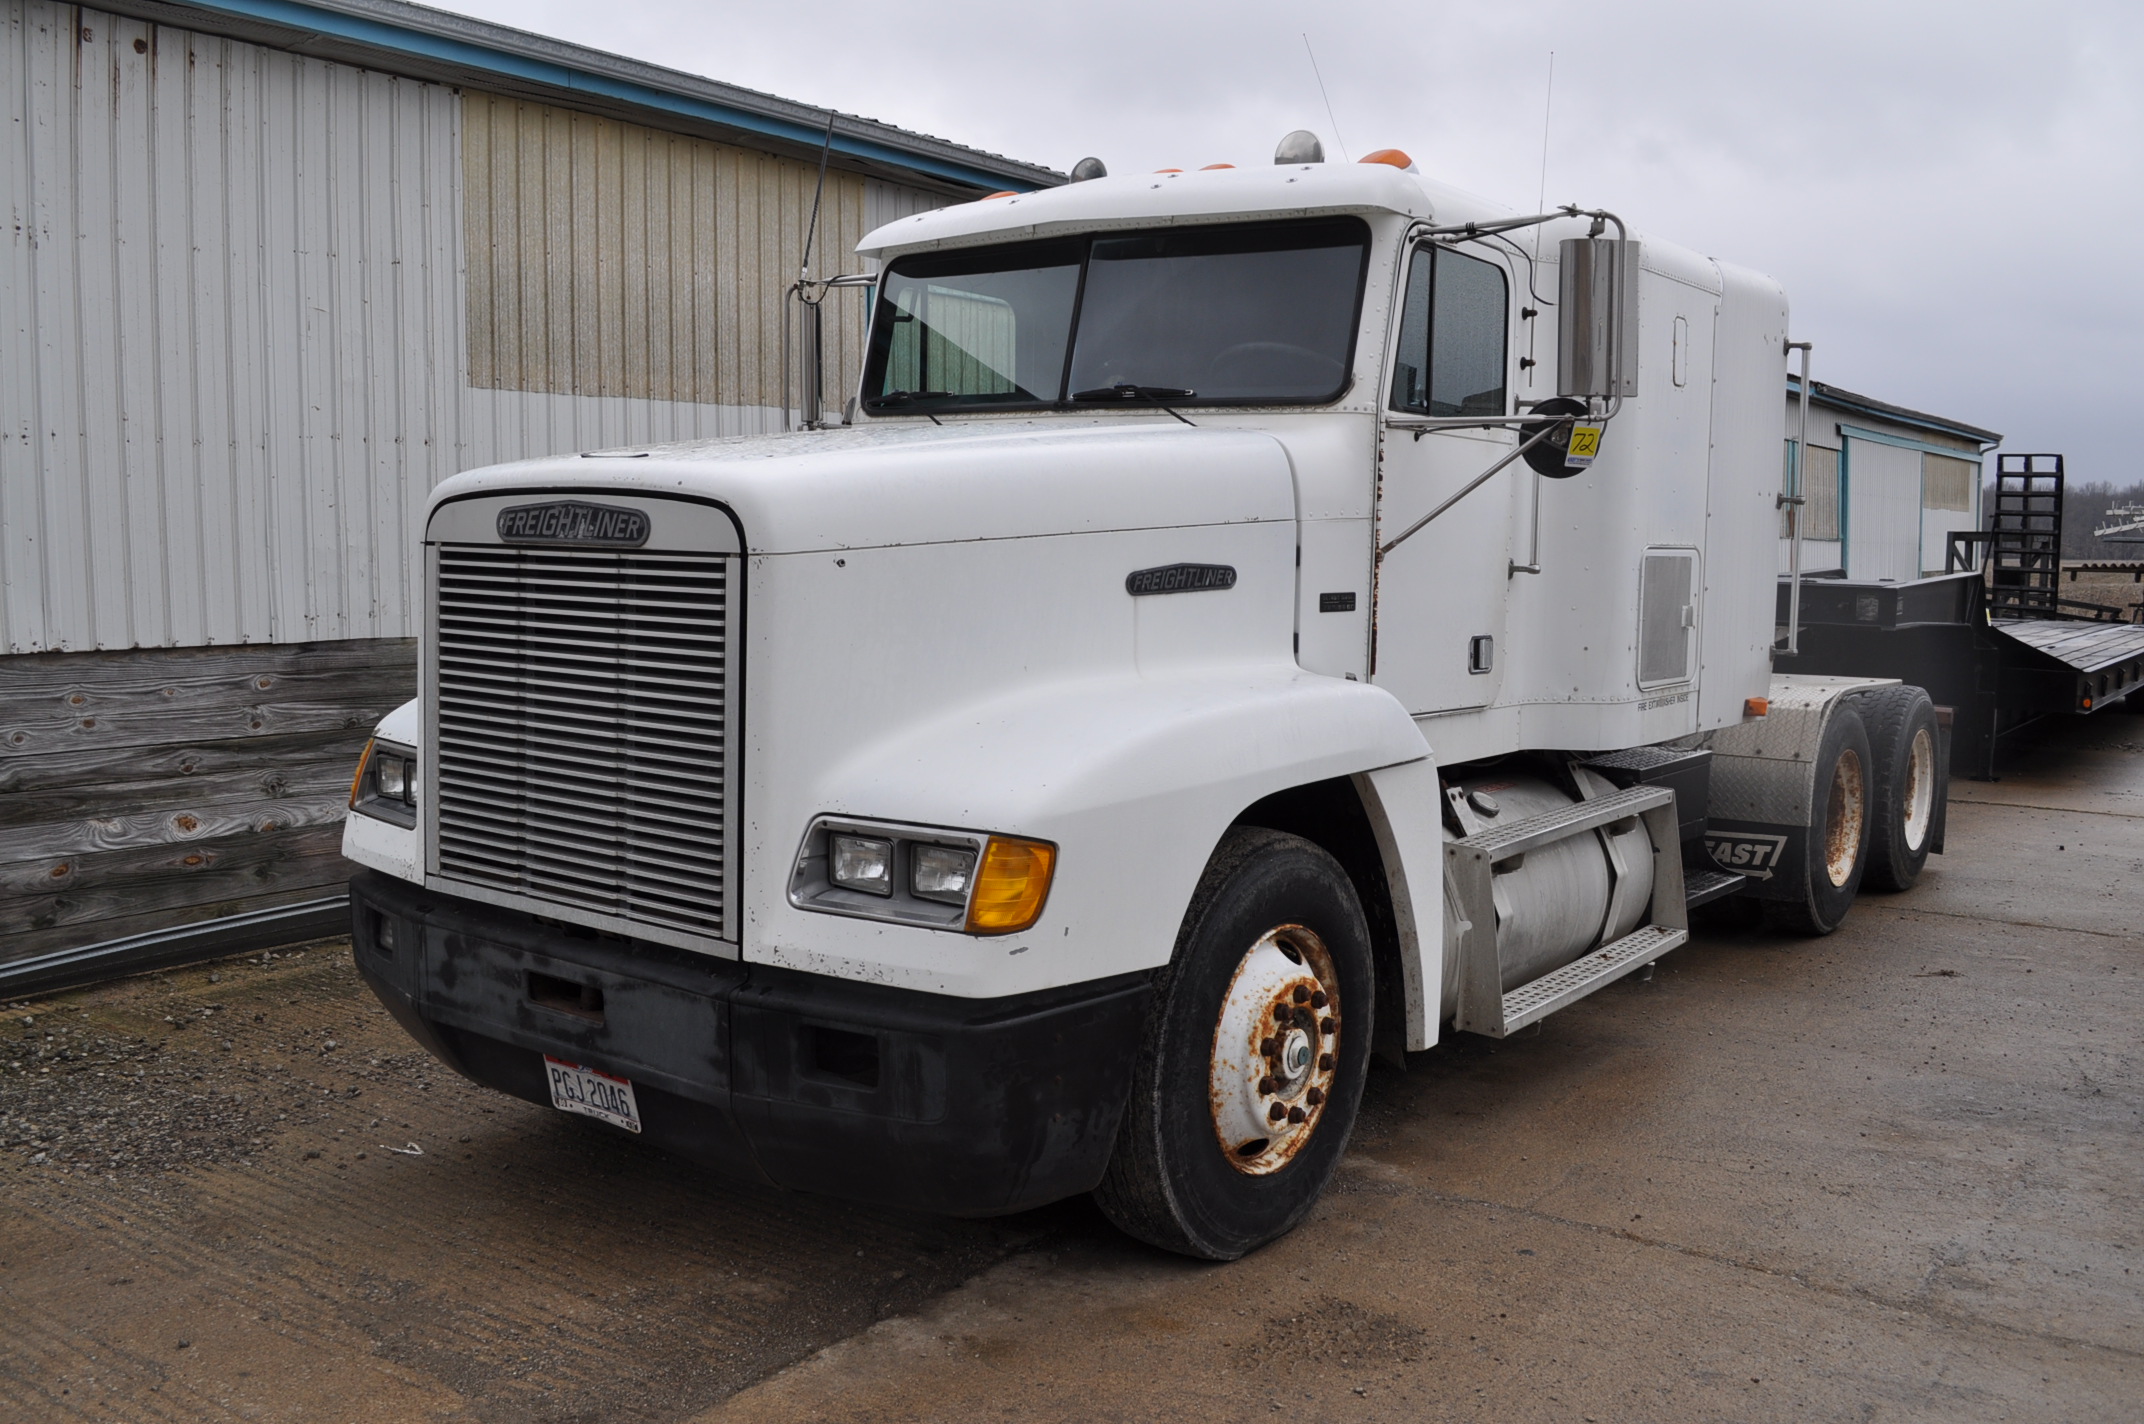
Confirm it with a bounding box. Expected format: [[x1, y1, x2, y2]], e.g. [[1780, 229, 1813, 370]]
[[0, 639, 413, 968]]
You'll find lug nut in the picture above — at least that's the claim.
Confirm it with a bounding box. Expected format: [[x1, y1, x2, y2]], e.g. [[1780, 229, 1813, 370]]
[[1292, 985, 1311, 1004], [1269, 1102, 1288, 1124], [1259, 1075, 1277, 1095], [1288, 1106, 1307, 1124], [1306, 1087, 1325, 1106], [1321, 1017, 1336, 1035], [1311, 990, 1328, 1009], [1319, 1053, 1334, 1071], [1260, 1036, 1278, 1056]]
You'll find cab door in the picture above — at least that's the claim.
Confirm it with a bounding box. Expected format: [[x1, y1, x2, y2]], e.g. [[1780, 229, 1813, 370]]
[[1372, 242, 1520, 715]]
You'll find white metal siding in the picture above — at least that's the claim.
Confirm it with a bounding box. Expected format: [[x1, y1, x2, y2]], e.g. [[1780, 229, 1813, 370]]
[[0, 2, 957, 654], [2, 1, 462, 653], [1843, 438, 1923, 582]]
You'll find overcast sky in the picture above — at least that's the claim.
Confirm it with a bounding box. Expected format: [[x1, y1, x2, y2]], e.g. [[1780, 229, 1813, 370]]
[[458, 0, 2141, 485]]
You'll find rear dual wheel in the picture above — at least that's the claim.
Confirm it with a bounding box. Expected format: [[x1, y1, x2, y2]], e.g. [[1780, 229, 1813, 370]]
[[1861, 686, 1942, 893], [1762, 705, 1872, 935], [1095, 828, 1373, 1260]]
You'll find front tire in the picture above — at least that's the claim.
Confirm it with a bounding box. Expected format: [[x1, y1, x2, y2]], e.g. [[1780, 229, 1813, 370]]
[[1094, 828, 1374, 1260], [1761, 704, 1872, 936]]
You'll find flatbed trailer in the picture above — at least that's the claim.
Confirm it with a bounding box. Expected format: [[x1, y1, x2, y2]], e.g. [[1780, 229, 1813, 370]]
[[1775, 571, 2144, 779]]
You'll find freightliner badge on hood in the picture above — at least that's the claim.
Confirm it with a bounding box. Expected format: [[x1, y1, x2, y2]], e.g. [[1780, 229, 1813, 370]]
[[1125, 563, 1238, 596], [496, 501, 651, 547]]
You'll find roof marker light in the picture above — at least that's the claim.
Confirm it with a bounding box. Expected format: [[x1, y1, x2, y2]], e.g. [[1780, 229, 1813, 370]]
[[982, 190, 1017, 199], [1200, 163, 1235, 170], [1154, 167, 1183, 174], [1359, 148, 1417, 172], [1273, 130, 1324, 164]]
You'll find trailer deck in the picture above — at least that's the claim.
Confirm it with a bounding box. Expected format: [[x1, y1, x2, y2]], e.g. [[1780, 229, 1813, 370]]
[[1990, 616, 2144, 708]]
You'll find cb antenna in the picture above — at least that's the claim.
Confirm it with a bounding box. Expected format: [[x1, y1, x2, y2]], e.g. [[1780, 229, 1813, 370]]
[[1532, 51, 1555, 258], [786, 108, 839, 431], [1302, 35, 1349, 163], [800, 108, 837, 284]]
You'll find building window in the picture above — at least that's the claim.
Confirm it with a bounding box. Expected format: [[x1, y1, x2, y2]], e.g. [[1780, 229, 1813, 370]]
[[1923, 453, 1975, 512], [1783, 440, 1841, 541]]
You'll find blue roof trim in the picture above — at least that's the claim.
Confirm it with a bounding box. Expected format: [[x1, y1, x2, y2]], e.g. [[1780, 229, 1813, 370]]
[[178, 0, 1040, 192], [1836, 423, 1986, 462], [1787, 374, 1999, 448]]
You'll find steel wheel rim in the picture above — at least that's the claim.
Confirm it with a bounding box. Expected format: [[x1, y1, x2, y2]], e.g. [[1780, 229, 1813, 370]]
[[1825, 747, 1866, 887], [1208, 925, 1339, 1176], [1901, 726, 1936, 852]]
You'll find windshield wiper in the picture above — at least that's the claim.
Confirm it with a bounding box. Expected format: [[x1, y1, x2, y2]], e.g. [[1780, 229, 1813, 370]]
[[864, 389, 955, 408], [1069, 383, 1198, 426]]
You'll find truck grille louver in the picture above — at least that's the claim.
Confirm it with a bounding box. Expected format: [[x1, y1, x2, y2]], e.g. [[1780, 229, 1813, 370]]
[[432, 544, 732, 945]]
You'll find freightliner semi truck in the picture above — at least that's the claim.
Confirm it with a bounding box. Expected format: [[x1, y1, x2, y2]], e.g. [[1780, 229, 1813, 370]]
[[342, 134, 1947, 1260]]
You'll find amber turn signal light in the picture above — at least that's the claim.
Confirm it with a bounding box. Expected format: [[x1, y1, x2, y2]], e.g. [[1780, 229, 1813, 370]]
[[964, 836, 1057, 935], [1744, 697, 1769, 717], [348, 737, 377, 809]]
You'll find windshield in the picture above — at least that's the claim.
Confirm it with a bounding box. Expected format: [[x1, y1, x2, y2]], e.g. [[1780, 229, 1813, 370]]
[[862, 217, 1370, 412]]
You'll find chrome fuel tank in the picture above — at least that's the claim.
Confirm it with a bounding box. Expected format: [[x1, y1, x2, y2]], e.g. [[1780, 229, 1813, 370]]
[[1438, 767, 1654, 1014]]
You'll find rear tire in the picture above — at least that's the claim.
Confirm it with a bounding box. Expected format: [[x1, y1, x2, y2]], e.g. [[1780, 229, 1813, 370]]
[[1760, 704, 1872, 936], [1094, 828, 1374, 1261], [1861, 686, 1942, 892]]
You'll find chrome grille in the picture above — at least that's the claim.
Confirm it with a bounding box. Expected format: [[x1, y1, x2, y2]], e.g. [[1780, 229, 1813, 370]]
[[432, 544, 732, 943]]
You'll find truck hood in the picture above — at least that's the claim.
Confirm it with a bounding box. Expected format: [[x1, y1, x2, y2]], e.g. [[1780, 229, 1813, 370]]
[[427, 420, 1297, 555]]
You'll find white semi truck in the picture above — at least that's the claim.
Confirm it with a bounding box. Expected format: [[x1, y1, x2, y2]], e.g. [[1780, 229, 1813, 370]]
[[342, 135, 1946, 1260]]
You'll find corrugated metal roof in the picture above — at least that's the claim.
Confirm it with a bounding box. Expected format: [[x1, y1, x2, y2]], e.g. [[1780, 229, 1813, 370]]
[[1788, 374, 2001, 447], [94, 0, 1062, 195]]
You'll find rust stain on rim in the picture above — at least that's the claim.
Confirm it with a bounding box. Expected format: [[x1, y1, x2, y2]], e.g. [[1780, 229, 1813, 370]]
[[1209, 924, 1340, 1176]]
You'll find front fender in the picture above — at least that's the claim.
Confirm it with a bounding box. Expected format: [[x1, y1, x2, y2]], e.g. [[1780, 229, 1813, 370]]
[[744, 667, 1430, 997]]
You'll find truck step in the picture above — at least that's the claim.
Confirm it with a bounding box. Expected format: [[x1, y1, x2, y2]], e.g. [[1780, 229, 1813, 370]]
[[1452, 783, 1674, 861], [1498, 923, 1689, 1035], [1683, 867, 1748, 907]]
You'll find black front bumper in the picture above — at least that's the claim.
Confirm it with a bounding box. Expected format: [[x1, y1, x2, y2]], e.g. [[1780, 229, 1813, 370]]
[[348, 871, 1150, 1216]]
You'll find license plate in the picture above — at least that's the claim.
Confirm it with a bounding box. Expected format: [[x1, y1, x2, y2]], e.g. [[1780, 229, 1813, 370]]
[[544, 1056, 642, 1133]]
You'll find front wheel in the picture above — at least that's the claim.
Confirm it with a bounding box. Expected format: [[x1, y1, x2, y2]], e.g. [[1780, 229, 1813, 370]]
[[1094, 828, 1374, 1260]]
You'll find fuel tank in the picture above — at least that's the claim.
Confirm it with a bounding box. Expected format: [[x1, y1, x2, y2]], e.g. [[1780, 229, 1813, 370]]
[[1438, 766, 1654, 1015]]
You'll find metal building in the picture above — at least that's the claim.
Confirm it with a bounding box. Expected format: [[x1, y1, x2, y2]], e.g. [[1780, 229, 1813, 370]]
[[1780, 376, 2000, 583], [0, 0, 1057, 984]]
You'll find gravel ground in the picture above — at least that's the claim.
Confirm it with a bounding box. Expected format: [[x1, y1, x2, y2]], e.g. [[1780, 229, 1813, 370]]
[[0, 947, 1059, 1423]]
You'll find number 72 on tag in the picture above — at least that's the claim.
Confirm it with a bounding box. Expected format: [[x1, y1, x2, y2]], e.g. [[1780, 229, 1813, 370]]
[[1563, 424, 1604, 470]]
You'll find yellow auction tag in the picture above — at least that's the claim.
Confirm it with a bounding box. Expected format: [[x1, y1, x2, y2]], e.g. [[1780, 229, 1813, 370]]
[[1564, 424, 1604, 469]]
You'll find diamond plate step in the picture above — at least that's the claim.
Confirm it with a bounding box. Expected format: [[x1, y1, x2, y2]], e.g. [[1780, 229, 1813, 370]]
[[1453, 783, 1674, 862], [1499, 924, 1688, 1034], [1683, 867, 1748, 907]]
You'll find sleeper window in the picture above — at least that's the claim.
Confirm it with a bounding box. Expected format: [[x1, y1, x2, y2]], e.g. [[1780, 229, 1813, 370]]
[[1389, 247, 1509, 418]]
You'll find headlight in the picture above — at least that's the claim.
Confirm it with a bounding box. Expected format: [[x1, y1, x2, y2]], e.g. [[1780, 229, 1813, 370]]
[[790, 817, 1055, 935], [830, 834, 895, 896], [910, 843, 976, 903], [349, 738, 418, 828]]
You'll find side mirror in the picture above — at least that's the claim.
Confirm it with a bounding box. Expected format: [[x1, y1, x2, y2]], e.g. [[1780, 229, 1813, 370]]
[[1557, 238, 1640, 399]]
